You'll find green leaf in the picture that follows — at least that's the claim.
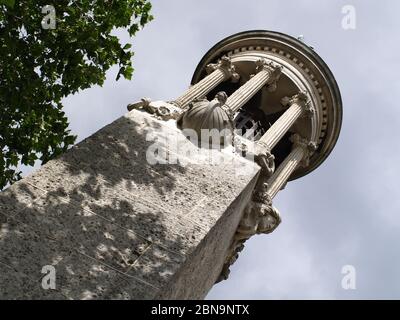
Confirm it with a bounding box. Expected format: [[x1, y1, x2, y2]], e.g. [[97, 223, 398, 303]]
[[0, 0, 153, 190], [1, 0, 15, 8]]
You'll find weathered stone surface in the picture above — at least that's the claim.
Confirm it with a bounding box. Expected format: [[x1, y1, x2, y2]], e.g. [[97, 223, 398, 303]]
[[156, 180, 257, 299], [0, 109, 260, 299], [0, 261, 66, 300], [0, 182, 45, 216]]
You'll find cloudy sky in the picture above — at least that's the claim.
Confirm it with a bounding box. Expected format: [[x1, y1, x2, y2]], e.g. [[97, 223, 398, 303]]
[[22, 0, 400, 299]]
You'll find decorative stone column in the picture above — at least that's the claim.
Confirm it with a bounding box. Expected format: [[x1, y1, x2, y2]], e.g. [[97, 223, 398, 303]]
[[217, 133, 317, 282], [173, 59, 283, 148], [257, 92, 314, 152], [173, 56, 239, 109], [265, 133, 317, 199], [225, 58, 283, 114]]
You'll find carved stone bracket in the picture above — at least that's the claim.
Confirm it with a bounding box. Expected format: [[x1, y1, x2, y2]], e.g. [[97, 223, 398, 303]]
[[127, 98, 182, 120], [216, 147, 280, 283], [206, 55, 240, 83], [216, 185, 281, 282]]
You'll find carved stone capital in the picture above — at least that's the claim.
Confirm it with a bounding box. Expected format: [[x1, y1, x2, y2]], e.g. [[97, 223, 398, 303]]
[[289, 133, 318, 167], [282, 91, 315, 118], [281, 91, 308, 107], [206, 55, 240, 83], [290, 133, 317, 151], [255, 58, 283, 92], [216, 199, 281, 283], [127, 98, 181, 120]]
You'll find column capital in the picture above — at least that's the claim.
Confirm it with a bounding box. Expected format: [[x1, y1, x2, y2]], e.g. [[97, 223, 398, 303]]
[[206, 56, 240, 82], [289, 133, 317, 167], [281, 91, 315, 118], [255, 58, 283, 92], [281, 91, 308, 107]]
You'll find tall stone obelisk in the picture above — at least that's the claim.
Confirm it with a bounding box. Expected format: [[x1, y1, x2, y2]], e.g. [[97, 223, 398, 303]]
[[0, 30, 342, 299]]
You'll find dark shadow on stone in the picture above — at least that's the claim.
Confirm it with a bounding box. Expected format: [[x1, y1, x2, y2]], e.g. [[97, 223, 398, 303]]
[[0, 112, 200, 299]]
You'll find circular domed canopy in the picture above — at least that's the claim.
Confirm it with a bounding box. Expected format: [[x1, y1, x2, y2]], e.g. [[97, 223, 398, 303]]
[[191, 30, 343, 181]]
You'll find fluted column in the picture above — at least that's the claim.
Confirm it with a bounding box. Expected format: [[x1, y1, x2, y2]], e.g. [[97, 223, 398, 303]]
[[173, 56, 239, 108], [266, 134, 317, 199], [225, 58, 282, 113], [257, 92, 314, 152]]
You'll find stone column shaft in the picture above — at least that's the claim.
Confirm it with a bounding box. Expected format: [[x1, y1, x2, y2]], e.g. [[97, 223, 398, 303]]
[[225, 59, 282, 113], [265, 133, 317, 199], [257, 93, 307, 151], [174, 56, 239, 108], [174, 69, 226, 108], [265, 146, 305, 199]]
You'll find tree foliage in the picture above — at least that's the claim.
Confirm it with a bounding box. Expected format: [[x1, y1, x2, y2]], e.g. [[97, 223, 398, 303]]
[[0, 0, 153, 189]]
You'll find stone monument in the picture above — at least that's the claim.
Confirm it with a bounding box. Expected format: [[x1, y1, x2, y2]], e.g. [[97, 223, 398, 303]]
[[0, 30, 342, 299]]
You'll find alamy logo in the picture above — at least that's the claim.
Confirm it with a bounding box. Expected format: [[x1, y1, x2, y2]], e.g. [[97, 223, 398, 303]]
[[341, 5, 357, 30], [41, 5, 56, 30], [41, 265, 56, 290], [341, 265, 356, 290]]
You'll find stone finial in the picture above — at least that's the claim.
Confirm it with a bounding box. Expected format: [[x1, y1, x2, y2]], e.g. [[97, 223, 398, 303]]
[[206, 56, 240, 83]]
